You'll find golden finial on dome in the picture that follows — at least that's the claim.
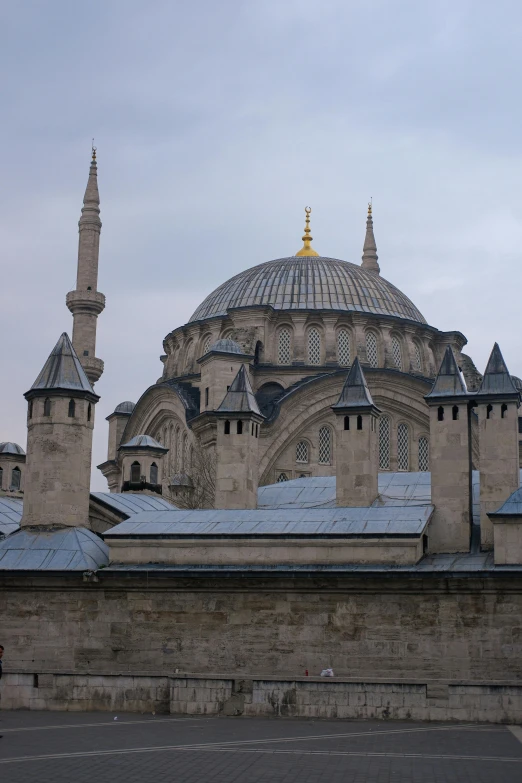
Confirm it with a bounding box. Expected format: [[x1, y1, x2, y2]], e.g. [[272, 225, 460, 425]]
[[368, 198, 372, 217], [295, 206, 319, 257]]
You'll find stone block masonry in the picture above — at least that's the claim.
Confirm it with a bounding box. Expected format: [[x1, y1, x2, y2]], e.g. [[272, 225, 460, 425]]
[[1, 570, 522, 721]]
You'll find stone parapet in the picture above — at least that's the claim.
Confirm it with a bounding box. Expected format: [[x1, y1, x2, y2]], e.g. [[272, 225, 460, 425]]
[[66, 289, 106, 315]]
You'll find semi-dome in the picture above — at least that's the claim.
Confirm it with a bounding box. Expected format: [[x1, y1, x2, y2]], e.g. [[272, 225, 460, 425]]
[[0, 442, 25, 456], [114, 401, 136, 415], [209, 338, 243, 355], [189, 256, 426, 325]]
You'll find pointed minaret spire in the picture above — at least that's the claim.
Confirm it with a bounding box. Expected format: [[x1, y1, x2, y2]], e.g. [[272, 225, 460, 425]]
[[217, 365, 263, 416], [332, 358, 377, 411], [361, 201, 380, 274], [66, 144, 106, 385], [425, 346, 467, 399]]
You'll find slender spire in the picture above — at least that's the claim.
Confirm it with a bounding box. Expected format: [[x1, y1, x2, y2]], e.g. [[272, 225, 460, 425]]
[[478, 343, 519, 397], [217, 365, 263, 416], [425, 346, 467, 399], [332, 358, 378, 411], [66, 146, 105, 385], [361, 201, 380, 274], [295, 206, 319, 257]]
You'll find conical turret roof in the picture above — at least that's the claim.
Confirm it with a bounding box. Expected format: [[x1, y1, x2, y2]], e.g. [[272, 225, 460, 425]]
[[28, 333, 96, 395], [425, 346, 467, 400], [216, 365, 262, 416], [478, 343, 519, 397], [332, 358, 378, 411]]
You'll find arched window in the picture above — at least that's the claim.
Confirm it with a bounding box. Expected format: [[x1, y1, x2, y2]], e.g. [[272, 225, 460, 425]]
[[308, 328, 321, 365], [202, 335, 212, 355], [418, 437, 429, 471], [452, 405, 459, 421], [28, 401, 33, 419], [296, 441, 309, 463], [501, 403, 507, 419], [187, 445, 193, 473], [357, 415, 363, 430], [397, 424, 409, 471], [487, 404, 493, 420], [391, 337, 402, 370], [87, 403, 91, 422], [366, 332, 378, 368], [175, 426, 181, 471], [277, 472, 289, 482], [184, 340, 194, 372], [68, 399, 75, 418], [379, 415, 391, 469], [344, 416, 350, 430], [414, 344, 422, 371], [337, 329, 351, 366], [318, 426, 331, 464], [150, 462, 158, 484], [44, 398, 51, 417], [277, 328, 291, 364], [182, 433, 188, 468], [438, 406, 444, 422], [237, 420, 243, 435], [130, 461, 141, 483], [224, 420, 231, 434]]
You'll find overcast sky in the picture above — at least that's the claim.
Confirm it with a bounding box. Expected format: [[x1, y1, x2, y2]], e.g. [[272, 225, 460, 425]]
[[2, 0, 522, 490]]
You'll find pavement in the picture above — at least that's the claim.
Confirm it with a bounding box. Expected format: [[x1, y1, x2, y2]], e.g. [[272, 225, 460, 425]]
[[0, 711, 522, 782]]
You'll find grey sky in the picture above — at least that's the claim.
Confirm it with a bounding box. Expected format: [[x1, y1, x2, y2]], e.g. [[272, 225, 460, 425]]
[[2, 0, 522, 489]]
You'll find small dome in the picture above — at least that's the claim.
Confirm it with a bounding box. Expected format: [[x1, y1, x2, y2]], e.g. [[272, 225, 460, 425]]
[[114, 401, 136, 415], [0, 442, 25, 456], [209, 338, 244, 355], [169, 473, 194, 488], [512, 375, 522, 391], [119, 434, 167, 450]]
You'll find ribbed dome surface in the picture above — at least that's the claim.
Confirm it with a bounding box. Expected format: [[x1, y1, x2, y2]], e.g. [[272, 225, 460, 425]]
[[0, 442, 25, 456], [189, 257, 426, 324]]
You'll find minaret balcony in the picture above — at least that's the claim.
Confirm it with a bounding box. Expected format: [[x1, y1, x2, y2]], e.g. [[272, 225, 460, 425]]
[[81, 356, 104, 384], [66, 289, 106, 316]]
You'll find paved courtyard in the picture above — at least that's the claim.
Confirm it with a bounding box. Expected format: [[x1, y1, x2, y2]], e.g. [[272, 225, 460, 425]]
[[0, 711, 521, 782]]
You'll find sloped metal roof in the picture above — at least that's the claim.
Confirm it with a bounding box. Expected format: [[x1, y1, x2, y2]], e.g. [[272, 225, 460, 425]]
[[478, 343, 519, 397], [104, 505, 433, 539], [0, 527, 109, 570], [216, 365, 262, 416], [119, 434, 167, 451], [425, 345, 467, 398], [0, 497, 23, 538], [91, 492, 177, 515], [189, 257, 426, 324], [331, 358, 375, 410], [113, 401, 136, 414], [30, 333, 94, 394]]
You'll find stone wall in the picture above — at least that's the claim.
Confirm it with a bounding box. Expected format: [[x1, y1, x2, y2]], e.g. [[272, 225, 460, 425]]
[[1, 570, 522, 721], [3, 672, 522, 723]]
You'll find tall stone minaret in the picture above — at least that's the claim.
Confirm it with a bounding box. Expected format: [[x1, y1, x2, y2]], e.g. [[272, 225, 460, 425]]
[[66, 146, 105, 385]]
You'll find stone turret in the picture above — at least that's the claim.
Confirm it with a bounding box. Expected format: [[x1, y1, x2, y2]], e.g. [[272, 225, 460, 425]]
[[425, 346, 471, 553], [197, 339, 254, 413], [214, 364, 264, 509], [66, 148, 105, 385], [21, 333, 99, 529], [476, 343, 520, 550], [332, 358, 381, 506], [361, 203, 380, 274]]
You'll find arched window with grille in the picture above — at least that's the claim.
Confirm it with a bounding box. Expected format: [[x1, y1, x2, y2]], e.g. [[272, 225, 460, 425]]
[[202, 335, 212, 355], [296, 441, 309, 463], [150, 462, 158, 484], [418, 436, 429, 471], [307, 328, 321, 365], [10, 466, 21, 491], [379, 415, 391, 469], [277, 328, 291, 364], [318, 426, 331, 464], [337, 329, 351, 366], [414, 343, 422, 371], [44, 398, 51, 416], [391, 337, 402, 370], [397, 423, 410, 471], [277, 472, 289, 482], [366, 332, 378, 368]]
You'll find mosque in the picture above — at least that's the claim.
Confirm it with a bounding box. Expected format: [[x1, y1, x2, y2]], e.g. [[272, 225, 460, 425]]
[[1, 151, 522, 721]]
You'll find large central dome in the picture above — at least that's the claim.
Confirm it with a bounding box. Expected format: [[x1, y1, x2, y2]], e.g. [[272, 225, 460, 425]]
[[189, 256, 426, 324]]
